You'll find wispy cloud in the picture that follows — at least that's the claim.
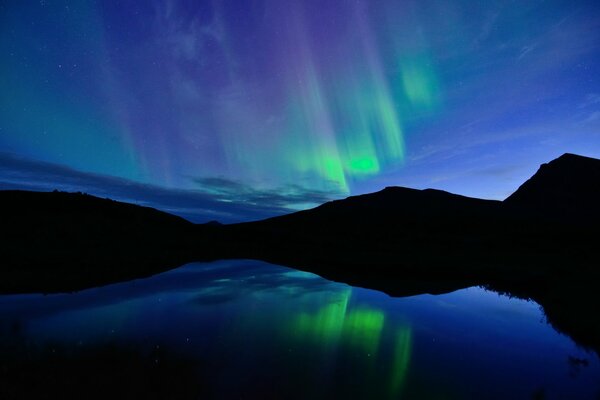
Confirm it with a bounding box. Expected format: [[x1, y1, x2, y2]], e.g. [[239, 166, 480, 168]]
[[581, 111, 600, 125], [191, 176, 341, 210], [578, 93, 600, 109], [0, 153, 339, 223], [516, 44, 536, 61]]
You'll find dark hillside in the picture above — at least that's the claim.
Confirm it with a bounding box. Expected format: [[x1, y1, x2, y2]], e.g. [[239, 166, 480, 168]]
[[504, 153, 600, 223], [0, 190, 202, 292]]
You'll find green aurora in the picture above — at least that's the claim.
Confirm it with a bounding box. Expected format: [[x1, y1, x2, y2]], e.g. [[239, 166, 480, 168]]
[[289, 289, 414, 397]]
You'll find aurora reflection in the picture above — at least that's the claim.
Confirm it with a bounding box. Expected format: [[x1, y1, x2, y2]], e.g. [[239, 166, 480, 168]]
[[1, 261, 599, 398]]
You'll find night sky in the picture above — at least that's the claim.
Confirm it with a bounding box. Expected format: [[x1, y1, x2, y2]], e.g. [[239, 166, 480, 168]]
[[1, 0, 599, 222]]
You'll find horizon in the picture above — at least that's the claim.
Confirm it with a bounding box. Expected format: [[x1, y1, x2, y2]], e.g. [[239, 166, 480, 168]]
[[1, 150, 596, 223], [1, 0, 600, 222]]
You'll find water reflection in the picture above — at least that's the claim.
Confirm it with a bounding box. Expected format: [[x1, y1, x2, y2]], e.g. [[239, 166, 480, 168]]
[[0, 260, 599, 399]]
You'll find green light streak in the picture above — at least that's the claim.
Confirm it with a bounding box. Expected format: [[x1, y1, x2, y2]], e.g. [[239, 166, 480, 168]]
[[400, 55, 440, 110], [389, 327, 413, 397], [375, 97, 405, 160], [283, 37, 349, 191], [290, 291, 386, 357], [200, 8, 437, 194], [279, 6, 415, 192], [286, 289, 414, 398], [291, 290, 351, 344], [349, 158, 379, 173], [344, 308, 385, 354]]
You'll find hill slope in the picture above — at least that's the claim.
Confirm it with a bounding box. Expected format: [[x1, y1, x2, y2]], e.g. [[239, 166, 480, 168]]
[[218, 153, 599, 281], [504, 153, 600, 221], [0, 190, 200, 292], [1, 153, 599, 291]]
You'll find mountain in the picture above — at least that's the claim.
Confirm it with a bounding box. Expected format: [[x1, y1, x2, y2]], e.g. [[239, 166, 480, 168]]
[[254, 186, 501, 231], [0, 190, 202, 292], [208, 153, 599, 289], [251, 153, 600, 235], [504, 153, 600, 222], [1, 153, 598, 292], [224, 187, 506, 272], [1, 153, 599, 354]]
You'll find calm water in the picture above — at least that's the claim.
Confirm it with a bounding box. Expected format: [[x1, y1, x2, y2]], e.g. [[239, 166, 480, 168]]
[[1, 260, 599, 399]]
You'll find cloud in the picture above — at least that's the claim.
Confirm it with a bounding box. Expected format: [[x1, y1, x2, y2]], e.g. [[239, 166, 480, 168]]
[[578, 93, 600, 109], [581, 111, 600, 125], [191, 176, 342, 210], [0, 153, 339, 223], [516, 44, 536, 61]]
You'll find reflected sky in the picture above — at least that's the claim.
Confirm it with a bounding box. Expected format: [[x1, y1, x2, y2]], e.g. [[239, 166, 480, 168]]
[[0, 260, 599, 399]]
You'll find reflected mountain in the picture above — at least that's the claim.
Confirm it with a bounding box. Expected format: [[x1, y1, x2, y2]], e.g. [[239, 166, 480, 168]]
[[1, 153, 599, 355]]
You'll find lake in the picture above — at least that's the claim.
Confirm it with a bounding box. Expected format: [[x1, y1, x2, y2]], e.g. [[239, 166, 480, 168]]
[[1, 260, 598, 399]]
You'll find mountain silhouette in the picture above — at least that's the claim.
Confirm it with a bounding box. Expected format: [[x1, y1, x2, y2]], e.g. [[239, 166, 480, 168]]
[[2, 153, 598, 289], [249, 153, 600, 234], [0, 190, 201, 293], [222, 153, 599, 271], [253, 186, 501, 232], [1, 153, 599, 353], [504, 153, 600, 222], [213, 157, 592, 284]]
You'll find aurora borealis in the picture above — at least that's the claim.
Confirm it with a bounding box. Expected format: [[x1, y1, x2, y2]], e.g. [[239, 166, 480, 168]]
[[1, 0, 600, 221]]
